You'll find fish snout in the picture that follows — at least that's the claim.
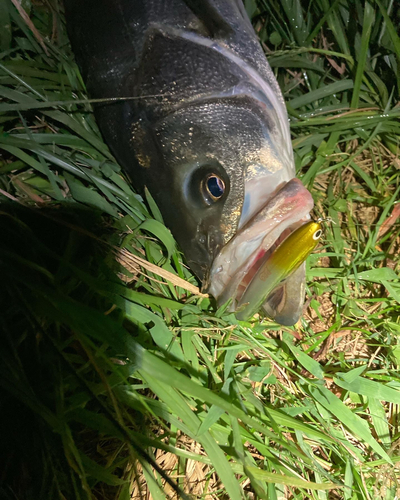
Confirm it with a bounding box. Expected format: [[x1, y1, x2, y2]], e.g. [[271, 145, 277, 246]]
[[209, 179, 315, 324]]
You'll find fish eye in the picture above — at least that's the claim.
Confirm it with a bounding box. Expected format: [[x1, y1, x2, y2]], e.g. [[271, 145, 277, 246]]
[[204, 174, 225, 201], [188, 165, 229, 207], [313, 229, 322, 240]]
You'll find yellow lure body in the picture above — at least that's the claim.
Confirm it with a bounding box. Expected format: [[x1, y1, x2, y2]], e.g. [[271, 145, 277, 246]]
[[237, 221, 322, 320]]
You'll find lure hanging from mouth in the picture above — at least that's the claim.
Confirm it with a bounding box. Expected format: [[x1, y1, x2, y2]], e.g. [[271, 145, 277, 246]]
[[64, 0, 315, 325], [236, 221, 322, 321]]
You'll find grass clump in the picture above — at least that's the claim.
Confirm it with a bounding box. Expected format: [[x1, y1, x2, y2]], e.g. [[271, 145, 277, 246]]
[[1, 0, 400, 498]]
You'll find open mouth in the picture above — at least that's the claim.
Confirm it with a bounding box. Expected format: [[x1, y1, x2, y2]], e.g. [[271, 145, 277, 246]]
[[209, 178, 314, 323]]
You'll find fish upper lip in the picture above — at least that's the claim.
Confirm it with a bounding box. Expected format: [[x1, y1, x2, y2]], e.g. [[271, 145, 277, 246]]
[[209, 178, 314, 309]]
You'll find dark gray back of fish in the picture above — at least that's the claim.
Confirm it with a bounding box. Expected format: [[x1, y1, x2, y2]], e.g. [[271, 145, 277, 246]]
[[64, 0, 288, 284]]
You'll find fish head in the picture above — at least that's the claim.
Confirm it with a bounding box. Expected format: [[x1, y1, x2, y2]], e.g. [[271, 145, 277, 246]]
[[134, 94, 313, 325], [63, 0, 314, 324]]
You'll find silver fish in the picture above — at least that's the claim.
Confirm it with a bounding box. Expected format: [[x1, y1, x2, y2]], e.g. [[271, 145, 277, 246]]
[[64, 0, 314, 325]]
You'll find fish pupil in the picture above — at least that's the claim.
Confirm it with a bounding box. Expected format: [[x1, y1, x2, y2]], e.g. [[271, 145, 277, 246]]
[[206, 175, 225, 199]]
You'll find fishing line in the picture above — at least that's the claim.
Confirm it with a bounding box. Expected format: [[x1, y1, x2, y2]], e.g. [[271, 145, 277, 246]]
[[317, 216, 336, 224], [313, 215, 400, 229], [0, 94, 198, 112], [313, 222, 400, 229], [316, 222, 400, 229]]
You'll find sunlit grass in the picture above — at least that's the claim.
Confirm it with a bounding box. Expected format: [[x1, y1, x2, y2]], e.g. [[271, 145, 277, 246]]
[[0, 0, 399, 498]]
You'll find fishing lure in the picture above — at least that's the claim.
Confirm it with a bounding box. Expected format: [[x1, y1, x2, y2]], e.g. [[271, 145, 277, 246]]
[[236, 221, 323, 320]]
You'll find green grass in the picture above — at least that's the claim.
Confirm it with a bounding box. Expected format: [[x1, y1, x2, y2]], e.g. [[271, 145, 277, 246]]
[[1, 0, 400, 498]]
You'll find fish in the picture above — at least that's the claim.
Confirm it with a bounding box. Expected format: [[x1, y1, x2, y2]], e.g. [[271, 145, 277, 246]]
[[64, 0, 314, 325]]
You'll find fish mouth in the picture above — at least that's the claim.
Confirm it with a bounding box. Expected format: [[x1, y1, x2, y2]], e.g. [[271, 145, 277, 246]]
[[208, 178, 314, 325]]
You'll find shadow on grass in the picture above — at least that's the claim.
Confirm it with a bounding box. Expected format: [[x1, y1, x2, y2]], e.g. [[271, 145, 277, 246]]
[[0, 203, 193, 500]]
